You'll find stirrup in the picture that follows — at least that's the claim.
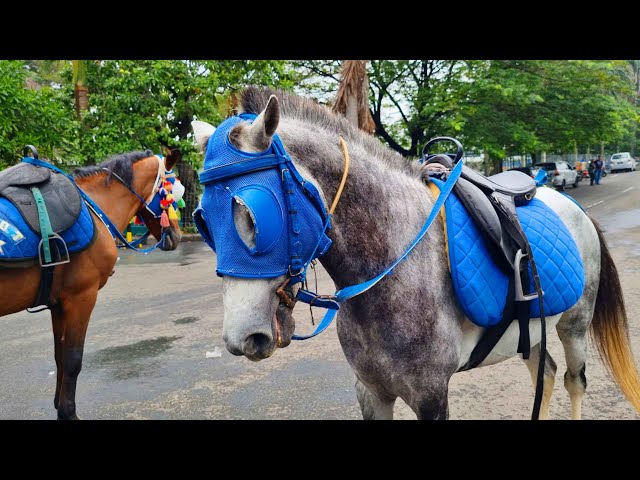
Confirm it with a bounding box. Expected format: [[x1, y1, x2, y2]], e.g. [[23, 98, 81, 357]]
[[38, 234, 71, 267], [514, 249, 541, 301]]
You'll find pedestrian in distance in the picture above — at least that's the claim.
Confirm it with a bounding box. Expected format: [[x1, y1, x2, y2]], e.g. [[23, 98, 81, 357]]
[[588, 159, 596, 185], [594, 155, 604, 185]]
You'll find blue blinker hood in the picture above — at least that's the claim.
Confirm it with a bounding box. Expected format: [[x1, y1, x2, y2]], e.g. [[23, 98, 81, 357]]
[[193, 114, 332, 280]]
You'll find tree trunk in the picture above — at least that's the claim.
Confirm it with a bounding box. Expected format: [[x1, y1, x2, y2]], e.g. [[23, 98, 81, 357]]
[[72, 60, 89, 117], [345, 94, 358, 126], [74, 85, 89, 115], [483, 150, 491, 175], [333, 60, 375, 134]]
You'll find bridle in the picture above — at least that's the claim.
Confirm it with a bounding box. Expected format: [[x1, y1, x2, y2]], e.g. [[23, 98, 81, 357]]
[[21, 151, 177, 253]]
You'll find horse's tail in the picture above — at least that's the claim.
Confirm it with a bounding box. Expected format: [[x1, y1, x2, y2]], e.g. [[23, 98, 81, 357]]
[[589, 216, 640, 413]]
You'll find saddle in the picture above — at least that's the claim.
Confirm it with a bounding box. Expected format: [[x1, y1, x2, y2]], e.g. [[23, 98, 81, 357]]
[[0, 149, 96, 310], [0, 162, 82, 234], [424, 153, 584, 370]]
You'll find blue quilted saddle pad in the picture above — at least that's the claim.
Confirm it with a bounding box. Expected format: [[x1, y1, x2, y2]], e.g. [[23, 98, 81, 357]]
[[430, 180, 585, 327], [0, 196, 95, 264]]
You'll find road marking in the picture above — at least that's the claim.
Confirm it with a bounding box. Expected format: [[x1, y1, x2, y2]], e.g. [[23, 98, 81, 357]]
[[622, 187, 634, 193], [585, 200, 604, 209]]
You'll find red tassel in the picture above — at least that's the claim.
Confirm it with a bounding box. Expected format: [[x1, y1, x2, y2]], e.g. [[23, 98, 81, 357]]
[[160, 210, 170, 228]]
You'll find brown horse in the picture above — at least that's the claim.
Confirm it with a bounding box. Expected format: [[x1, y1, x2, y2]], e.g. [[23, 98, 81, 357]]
[[0, 149, 183, 419]]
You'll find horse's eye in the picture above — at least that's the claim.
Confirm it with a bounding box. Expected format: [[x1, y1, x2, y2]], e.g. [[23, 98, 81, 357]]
[[233, 198, 257, 251]]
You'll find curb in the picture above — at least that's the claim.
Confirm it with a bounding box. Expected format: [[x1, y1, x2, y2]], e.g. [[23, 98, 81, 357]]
[[180, 233, 204, 242]]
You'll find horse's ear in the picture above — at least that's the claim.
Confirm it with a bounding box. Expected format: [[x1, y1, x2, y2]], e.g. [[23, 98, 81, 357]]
[[246, 95, 280, 150], [164, 148, 182, 171], [192, 120, 216, 152]]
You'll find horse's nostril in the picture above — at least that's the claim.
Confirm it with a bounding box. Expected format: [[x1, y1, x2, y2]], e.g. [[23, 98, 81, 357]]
[[243, 333, 272, 357]]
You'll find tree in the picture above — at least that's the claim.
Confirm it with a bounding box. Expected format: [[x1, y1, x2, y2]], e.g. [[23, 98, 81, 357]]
[[465, 61, 638, 172], [60, 60, 299, 224], [368, 60, 486, 157], [0, 60, 77, 169], [332, 60, 375, 133], [73, 60, 89, 116]]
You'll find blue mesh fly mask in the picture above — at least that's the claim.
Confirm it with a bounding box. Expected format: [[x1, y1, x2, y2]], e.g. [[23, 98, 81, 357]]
[[194, 114, 333, 285]]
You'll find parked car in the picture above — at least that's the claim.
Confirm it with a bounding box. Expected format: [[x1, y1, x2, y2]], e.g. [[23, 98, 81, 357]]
[[531, 161, 579, 190], [507, 166, 533, 177], [609, 152, 636, 173]]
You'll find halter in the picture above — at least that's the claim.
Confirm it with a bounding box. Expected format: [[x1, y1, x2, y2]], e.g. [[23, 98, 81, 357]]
[[195, 114, 463, 341], [21, 154, 180, 253]]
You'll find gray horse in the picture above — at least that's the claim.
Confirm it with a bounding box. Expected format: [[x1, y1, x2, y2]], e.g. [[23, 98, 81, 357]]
[[192, 86, 640, 419]]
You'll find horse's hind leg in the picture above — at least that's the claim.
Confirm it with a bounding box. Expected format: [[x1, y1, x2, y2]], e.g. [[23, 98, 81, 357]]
[[522, 343, 558, 420], [355, 377, 396, 420], [56, 289, 98, 420], [556, 320, 589, 420]]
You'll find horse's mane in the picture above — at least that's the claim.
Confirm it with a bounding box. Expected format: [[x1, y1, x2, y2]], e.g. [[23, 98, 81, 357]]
[[73, 150, 154, 185], [237, 86, 422, 178]]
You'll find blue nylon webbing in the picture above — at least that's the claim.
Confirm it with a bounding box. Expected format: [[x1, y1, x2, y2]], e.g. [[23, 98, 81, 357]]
[[292, 159, 464, 340], [21, 156, 165, 253]]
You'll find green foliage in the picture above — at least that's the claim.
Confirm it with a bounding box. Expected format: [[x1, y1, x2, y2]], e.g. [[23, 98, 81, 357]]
[[64, 60, 299, 168], [2, 59, 638, 177], [348, 60, 639, 168], [0, 60, 77, 169], [465, 60, 638, 161]]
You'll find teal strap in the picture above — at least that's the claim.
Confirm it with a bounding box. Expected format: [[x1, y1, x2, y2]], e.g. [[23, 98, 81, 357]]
[[31, 187, 54, 264]]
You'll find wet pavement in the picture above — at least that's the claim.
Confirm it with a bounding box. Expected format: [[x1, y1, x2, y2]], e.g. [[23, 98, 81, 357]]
[[0, 171, 638, 420]]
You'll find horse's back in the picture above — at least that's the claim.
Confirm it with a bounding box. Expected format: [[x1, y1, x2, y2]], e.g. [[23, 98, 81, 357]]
[[458, 187, 600, 368]]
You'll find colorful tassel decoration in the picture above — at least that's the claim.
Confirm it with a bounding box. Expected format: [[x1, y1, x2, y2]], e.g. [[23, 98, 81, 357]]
[[177, 198, 186, 209], [160, 210, 170, 228], [168, 204, 179, 221]]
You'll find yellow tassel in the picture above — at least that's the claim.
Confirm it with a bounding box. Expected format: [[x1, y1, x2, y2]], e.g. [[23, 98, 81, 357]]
[[168, 204, 179, 221]]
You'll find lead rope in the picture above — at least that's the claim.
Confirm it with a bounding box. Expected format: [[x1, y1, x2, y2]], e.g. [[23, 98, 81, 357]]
[[304, 135, 348, 323], [329, 137, 351, 215]]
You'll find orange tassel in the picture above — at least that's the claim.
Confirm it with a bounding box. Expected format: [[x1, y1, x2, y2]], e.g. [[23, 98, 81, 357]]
[[160, 210, 170, 228]]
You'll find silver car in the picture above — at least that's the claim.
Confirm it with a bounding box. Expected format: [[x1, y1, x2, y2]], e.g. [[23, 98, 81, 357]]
[[531, 161, 579, 190], [609, 152, 636, 172]]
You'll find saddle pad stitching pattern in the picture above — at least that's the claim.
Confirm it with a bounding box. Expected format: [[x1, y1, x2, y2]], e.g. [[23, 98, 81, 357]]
[[431, 179, 585, 327], [0, 197, 95, 262]]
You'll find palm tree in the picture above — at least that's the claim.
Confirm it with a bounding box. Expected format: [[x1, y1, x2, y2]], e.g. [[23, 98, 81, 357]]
[[332, 60, 375, 134], [73, 60, 88, 116]]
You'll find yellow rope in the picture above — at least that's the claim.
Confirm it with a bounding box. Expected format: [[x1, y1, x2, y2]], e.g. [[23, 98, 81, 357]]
[[329, 136, 351, 215]]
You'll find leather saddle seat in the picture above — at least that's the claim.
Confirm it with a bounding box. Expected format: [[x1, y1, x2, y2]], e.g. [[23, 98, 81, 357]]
[[425, 155, 537, 271], [0, 162, 82, 234]]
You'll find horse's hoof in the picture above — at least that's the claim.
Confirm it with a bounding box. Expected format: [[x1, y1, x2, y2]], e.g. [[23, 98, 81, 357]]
[[57, 413, 80, 420]]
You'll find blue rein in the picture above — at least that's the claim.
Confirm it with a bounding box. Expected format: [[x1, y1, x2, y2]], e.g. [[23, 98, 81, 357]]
[[292, 158, 464, 339], [21, 156, 167, 253]]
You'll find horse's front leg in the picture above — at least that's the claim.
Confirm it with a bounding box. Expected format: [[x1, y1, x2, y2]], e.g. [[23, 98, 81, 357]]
[[355, 376, 397, 420], [409, 376, 451, 420], [56, 288, 98, 420], [50, 306, 65, 410]]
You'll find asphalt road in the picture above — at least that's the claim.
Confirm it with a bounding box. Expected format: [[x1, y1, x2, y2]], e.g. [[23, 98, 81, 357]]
[[0, 171, 638, 420]]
